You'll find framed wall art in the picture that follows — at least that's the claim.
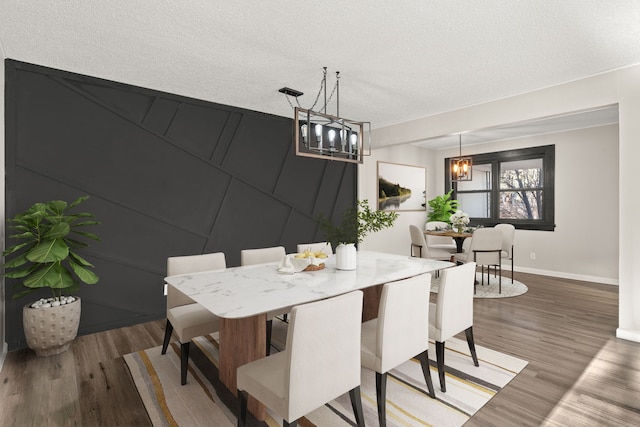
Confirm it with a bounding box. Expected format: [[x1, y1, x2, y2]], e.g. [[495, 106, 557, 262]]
[[377, 161, 426, 211]]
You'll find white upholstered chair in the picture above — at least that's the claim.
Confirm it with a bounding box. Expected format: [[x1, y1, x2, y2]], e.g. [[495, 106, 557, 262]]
[[454, 227, 503, 293], [425, 221, 457, 253], [237, 291, 365, 427], [240, 245, 286, 265], [409, 224, 451, 261], [296, 242, 333, 255], [240, 246, 287, 355], [360, 273, 436, 427], [495, 223, 515, 283], [161, 252, 226, 385], [429, 262, 479, 392]]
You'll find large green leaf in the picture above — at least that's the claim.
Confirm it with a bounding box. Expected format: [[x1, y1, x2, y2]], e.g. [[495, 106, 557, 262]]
[[47, 200, 68, 215], [70, 260, 99, 284], [72, 230, 100, 240], [4, 263, 38, 279], [8, 231, 36, 240], [23, 263, 74, 289], [68, 195, 89, 209], [3, 252, 29, 269], [2, 241, 33, 256], [74, 220, 100, 227], [26, 239, 69, 263], [69, 250, 94, 267], [43, 222, 71, 240]]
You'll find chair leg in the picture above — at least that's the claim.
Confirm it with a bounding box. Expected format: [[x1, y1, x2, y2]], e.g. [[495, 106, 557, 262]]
[[238, 390, 248, 427], [511, 245, 514, 284], [498, 260, 502, 294], [349, 386, 365, 427], [266, 319, 273, 356], [465, 327, 480, 367], [417, 350, 436, 398], [161, 319, 173, 355], [375, 372, 388, 427], [180, 342, 190, 385], [435, 341, 446, 392]]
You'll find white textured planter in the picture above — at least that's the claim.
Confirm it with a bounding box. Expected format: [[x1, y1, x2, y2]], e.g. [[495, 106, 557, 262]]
[[23, 297, 81, 357], [335, 243, 357, 270]]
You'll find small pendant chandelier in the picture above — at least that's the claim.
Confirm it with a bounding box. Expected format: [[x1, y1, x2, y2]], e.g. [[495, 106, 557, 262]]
[[450, 134, 472, 181]]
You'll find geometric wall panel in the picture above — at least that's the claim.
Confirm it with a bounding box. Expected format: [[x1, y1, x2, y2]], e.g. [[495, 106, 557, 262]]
[[4, 60, 356, 350]]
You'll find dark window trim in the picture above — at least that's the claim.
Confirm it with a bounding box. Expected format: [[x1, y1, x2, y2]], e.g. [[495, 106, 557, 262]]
[[445, 145, 555, 231]]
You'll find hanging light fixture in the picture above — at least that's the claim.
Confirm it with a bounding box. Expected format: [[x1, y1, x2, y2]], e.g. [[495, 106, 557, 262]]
[[279, 67, 371, 163], [450, 134, 472, 181]]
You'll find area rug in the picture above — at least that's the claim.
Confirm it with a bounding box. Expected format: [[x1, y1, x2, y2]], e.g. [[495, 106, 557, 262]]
[[431, 273, 528, 299], [124, 329, 528, 427]]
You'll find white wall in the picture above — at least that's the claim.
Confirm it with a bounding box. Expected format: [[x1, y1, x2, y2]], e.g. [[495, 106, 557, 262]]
[[359, 144, 435, 256], [365, 64, 640, 343], [439, 125, 618, 283], [360, 125, 619, 284]]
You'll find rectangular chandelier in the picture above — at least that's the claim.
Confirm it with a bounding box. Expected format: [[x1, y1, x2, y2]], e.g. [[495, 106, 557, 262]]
[[294, 107, 370, 163], [450, 157, 473, 181]]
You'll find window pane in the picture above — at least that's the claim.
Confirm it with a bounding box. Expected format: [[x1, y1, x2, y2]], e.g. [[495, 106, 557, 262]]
[[458, 192, 491, 218], [457, 163, 492, 191], [500, 191, 543, 219], [500, 159, 543, 189]]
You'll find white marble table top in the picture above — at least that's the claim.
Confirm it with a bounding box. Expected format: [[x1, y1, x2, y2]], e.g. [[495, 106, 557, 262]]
[[165, 250, 453, 319]]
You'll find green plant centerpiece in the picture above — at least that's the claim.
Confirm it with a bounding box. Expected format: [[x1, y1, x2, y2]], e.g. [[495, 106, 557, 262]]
[[2, 195, 100, 356], [426, 189, 459, 223], [317, 200, 398, 270]]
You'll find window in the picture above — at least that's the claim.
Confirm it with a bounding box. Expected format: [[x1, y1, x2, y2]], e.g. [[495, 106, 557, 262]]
[[445, 145, 555, 231]]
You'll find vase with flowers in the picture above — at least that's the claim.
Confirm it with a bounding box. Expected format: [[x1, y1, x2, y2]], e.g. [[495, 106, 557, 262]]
[[449, 209, 470, 233]]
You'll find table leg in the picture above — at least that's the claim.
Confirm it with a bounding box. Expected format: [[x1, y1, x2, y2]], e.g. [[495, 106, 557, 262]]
[[362, 284, 383, 322], [453, 237, 465, 253], [219, 315, 267, 421]]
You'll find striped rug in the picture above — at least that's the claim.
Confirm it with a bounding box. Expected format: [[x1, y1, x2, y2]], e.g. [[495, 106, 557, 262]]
[[124, 326, 527, 427]]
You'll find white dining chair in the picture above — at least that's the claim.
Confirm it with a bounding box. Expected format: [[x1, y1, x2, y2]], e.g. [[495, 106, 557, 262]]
[[237, 291, 365, 427], [495, 223, 515, 283], [161, 252, 226, 385], [360, 273, 436, 427], [454, 227, 503, 293], [240, 246, 286, 265], [425, 221, 457, 253], [429, 262, 479, 392], [240, 246, 288, 355], [409, 225, 451, 261]]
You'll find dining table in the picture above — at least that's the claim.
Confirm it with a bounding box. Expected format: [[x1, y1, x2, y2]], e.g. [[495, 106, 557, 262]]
[[424, 229, 473, 253], [164, 250, 453, 420]]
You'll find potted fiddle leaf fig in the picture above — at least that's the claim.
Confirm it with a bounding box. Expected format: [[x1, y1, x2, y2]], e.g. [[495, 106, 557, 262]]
[[317, 199, 398, 270], [3, 195, 100, 356], [427, 189, 459, 223]]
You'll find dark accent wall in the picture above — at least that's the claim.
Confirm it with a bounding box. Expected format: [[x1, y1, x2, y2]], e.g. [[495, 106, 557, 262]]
[[4, 60, 356, 350]]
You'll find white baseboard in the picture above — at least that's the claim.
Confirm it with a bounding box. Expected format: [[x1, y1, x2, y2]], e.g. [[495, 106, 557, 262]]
[[616, 328, 640, 343], [0, 342, 7, 373], [513, 266, 618, 286]]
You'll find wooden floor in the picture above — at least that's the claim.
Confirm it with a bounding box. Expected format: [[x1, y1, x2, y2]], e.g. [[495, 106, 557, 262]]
[[1, 272, 639, 426]]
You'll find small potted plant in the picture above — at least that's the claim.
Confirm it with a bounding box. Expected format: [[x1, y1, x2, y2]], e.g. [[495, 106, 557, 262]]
[[317, 200, 398, 270], [427, 189, 459, 223], [3, 195, 100, 356]]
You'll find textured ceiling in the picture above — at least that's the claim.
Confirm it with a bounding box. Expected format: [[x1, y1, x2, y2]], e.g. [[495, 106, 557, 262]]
[[1, 1, 639, 148]]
